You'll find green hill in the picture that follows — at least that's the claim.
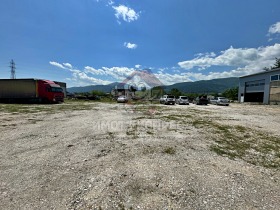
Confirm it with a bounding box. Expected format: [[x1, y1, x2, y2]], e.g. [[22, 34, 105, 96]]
[[67, 82, 118, 93], [164, 77, 239, 94], [67, 77, 239, 94]]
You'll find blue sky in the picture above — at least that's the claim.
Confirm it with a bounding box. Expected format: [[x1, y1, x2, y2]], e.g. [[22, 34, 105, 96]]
[[1, 0, 280, 87]]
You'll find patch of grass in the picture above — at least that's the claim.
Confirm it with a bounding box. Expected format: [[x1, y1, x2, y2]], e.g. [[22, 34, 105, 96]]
[[0, 104, 35, 114], [126, 125, 139, 138], [148, 105, 280, 168], [160, 114, 193, 124], [142, 146, 156, 155], [0, 101, 97, 114], [191, 119, 210, 128], [208, 123, 280, 168], [162, 147, 176, 155], [162, 115, 181, 121], [170, 112, 280, 168], [146, 130, 154, 135], [27, 119, 44, 124], [133, 116, 146, 120], [107, 132, 115, 138], [235, 125, 247, 132]]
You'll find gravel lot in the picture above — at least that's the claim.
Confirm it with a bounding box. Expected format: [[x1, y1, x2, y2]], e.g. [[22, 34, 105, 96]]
[[0, 101, 279, 210]]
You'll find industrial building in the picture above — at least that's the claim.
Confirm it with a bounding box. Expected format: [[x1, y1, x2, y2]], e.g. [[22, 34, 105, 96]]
[[239, 68, 280, 104]]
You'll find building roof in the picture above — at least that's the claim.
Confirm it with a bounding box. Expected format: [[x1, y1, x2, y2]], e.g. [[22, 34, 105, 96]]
[[240, 68, 280, 78]]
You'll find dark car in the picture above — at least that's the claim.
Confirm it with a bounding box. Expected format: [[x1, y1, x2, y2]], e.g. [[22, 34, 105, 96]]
[[193, 96, 208, 105]]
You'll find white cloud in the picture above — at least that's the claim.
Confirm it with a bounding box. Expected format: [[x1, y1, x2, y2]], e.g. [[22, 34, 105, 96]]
[[154, 68, 261, 85], [267, 22, 280, 41], [195, 52, 216, 58], [268, 22, 280, 35], [178, 44, 280, 72], [49, 62, 148, 86], [101, 66, 135, 80], [50, 61, 74, 69], [49, 61, 66, 69], [49, 62, 112, 86], [63, 63, 73, 69], [112, 5, 139, 23], [83, 65, 136, 80], [84, 66, 105, 75], [50, 43, 280, 87], [107, 0, 114, 5], [124, 42, 137, 49], [72, 71, 111, 85], [49, 60, 259, 87]]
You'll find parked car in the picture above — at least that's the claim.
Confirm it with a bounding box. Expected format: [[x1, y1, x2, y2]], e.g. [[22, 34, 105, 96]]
[[159, 95, 175, 105], [117, 95, 128, 103], [176, 96, 189, 105], [210, 97, 229, 106], [193, 96, 208, 105]]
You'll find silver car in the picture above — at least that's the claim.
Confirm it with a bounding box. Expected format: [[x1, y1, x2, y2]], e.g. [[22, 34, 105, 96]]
[[117, 95, 128, 103], [159, 95, 175, 105], [211, 97, 229, 106], [176, 96, 189, 105]]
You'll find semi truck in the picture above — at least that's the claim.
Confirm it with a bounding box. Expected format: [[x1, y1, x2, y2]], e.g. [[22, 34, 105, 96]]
[[0, 79, 64, 103]]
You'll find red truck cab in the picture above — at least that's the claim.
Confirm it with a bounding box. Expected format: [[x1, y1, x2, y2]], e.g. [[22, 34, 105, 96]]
[[38, 80, 64, 103]]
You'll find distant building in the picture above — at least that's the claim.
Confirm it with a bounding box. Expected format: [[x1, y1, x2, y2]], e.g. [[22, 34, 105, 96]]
[[239, 68, 280, 104], [111, 83, 136, 99], [112, 69, 164, 100]]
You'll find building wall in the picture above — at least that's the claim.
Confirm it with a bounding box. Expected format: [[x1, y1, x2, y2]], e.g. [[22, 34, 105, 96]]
[[239, 69, 280, 104], [270, 81, 280, 104], [112, 89, 135, 99]]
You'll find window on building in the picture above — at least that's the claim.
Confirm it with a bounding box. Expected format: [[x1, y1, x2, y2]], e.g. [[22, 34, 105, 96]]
[[271, 75, 279, 81], [245, 80, 265, 87]]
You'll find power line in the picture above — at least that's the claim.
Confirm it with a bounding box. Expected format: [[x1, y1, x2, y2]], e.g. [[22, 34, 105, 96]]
[[10, 59, 16, 79]]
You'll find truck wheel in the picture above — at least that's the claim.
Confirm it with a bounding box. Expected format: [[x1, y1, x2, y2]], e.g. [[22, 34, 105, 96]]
[[42, 98, 49, 104]]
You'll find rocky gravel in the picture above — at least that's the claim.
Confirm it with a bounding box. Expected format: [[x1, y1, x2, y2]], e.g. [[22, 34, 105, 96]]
[[0, 102, 279, 209]]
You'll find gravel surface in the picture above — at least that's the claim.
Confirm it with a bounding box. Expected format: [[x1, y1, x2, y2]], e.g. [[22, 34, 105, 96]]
[[0, 102, 279, 210]]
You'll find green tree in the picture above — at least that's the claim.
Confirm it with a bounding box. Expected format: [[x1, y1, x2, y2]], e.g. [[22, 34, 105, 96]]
[[263, 57, 280, 71], [272, 57, 280, 69], [91, 90, 105, 96], [222, 87, 238, 100], [141, 86, 147, 92], [169, 88, 182, 97], [151, 86, 165, 98]]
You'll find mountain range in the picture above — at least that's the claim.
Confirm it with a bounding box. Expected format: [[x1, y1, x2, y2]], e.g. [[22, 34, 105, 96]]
[[67, 77, 239, 94]]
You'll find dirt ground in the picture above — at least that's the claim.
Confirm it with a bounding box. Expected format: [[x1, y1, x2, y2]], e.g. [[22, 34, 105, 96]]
[[0, 101, 279, 210]]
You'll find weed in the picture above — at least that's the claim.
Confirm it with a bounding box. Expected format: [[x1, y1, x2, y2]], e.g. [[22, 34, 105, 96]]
[[0, 101, 97, 114], [235, 125, 247, 132], [108, 132, 115, 138], [146, 130, 154, 135], [142, 146, 156, 155], [208, 122, 280, 168], [126, 125, 138, 138], [163, 147, 176, 155]]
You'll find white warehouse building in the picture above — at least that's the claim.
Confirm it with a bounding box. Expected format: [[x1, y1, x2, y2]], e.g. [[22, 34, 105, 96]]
[[239, 68, 280, 104]]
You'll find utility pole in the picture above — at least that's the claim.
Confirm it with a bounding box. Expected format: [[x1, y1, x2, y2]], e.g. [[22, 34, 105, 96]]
[[10, 59, 16, 79]]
